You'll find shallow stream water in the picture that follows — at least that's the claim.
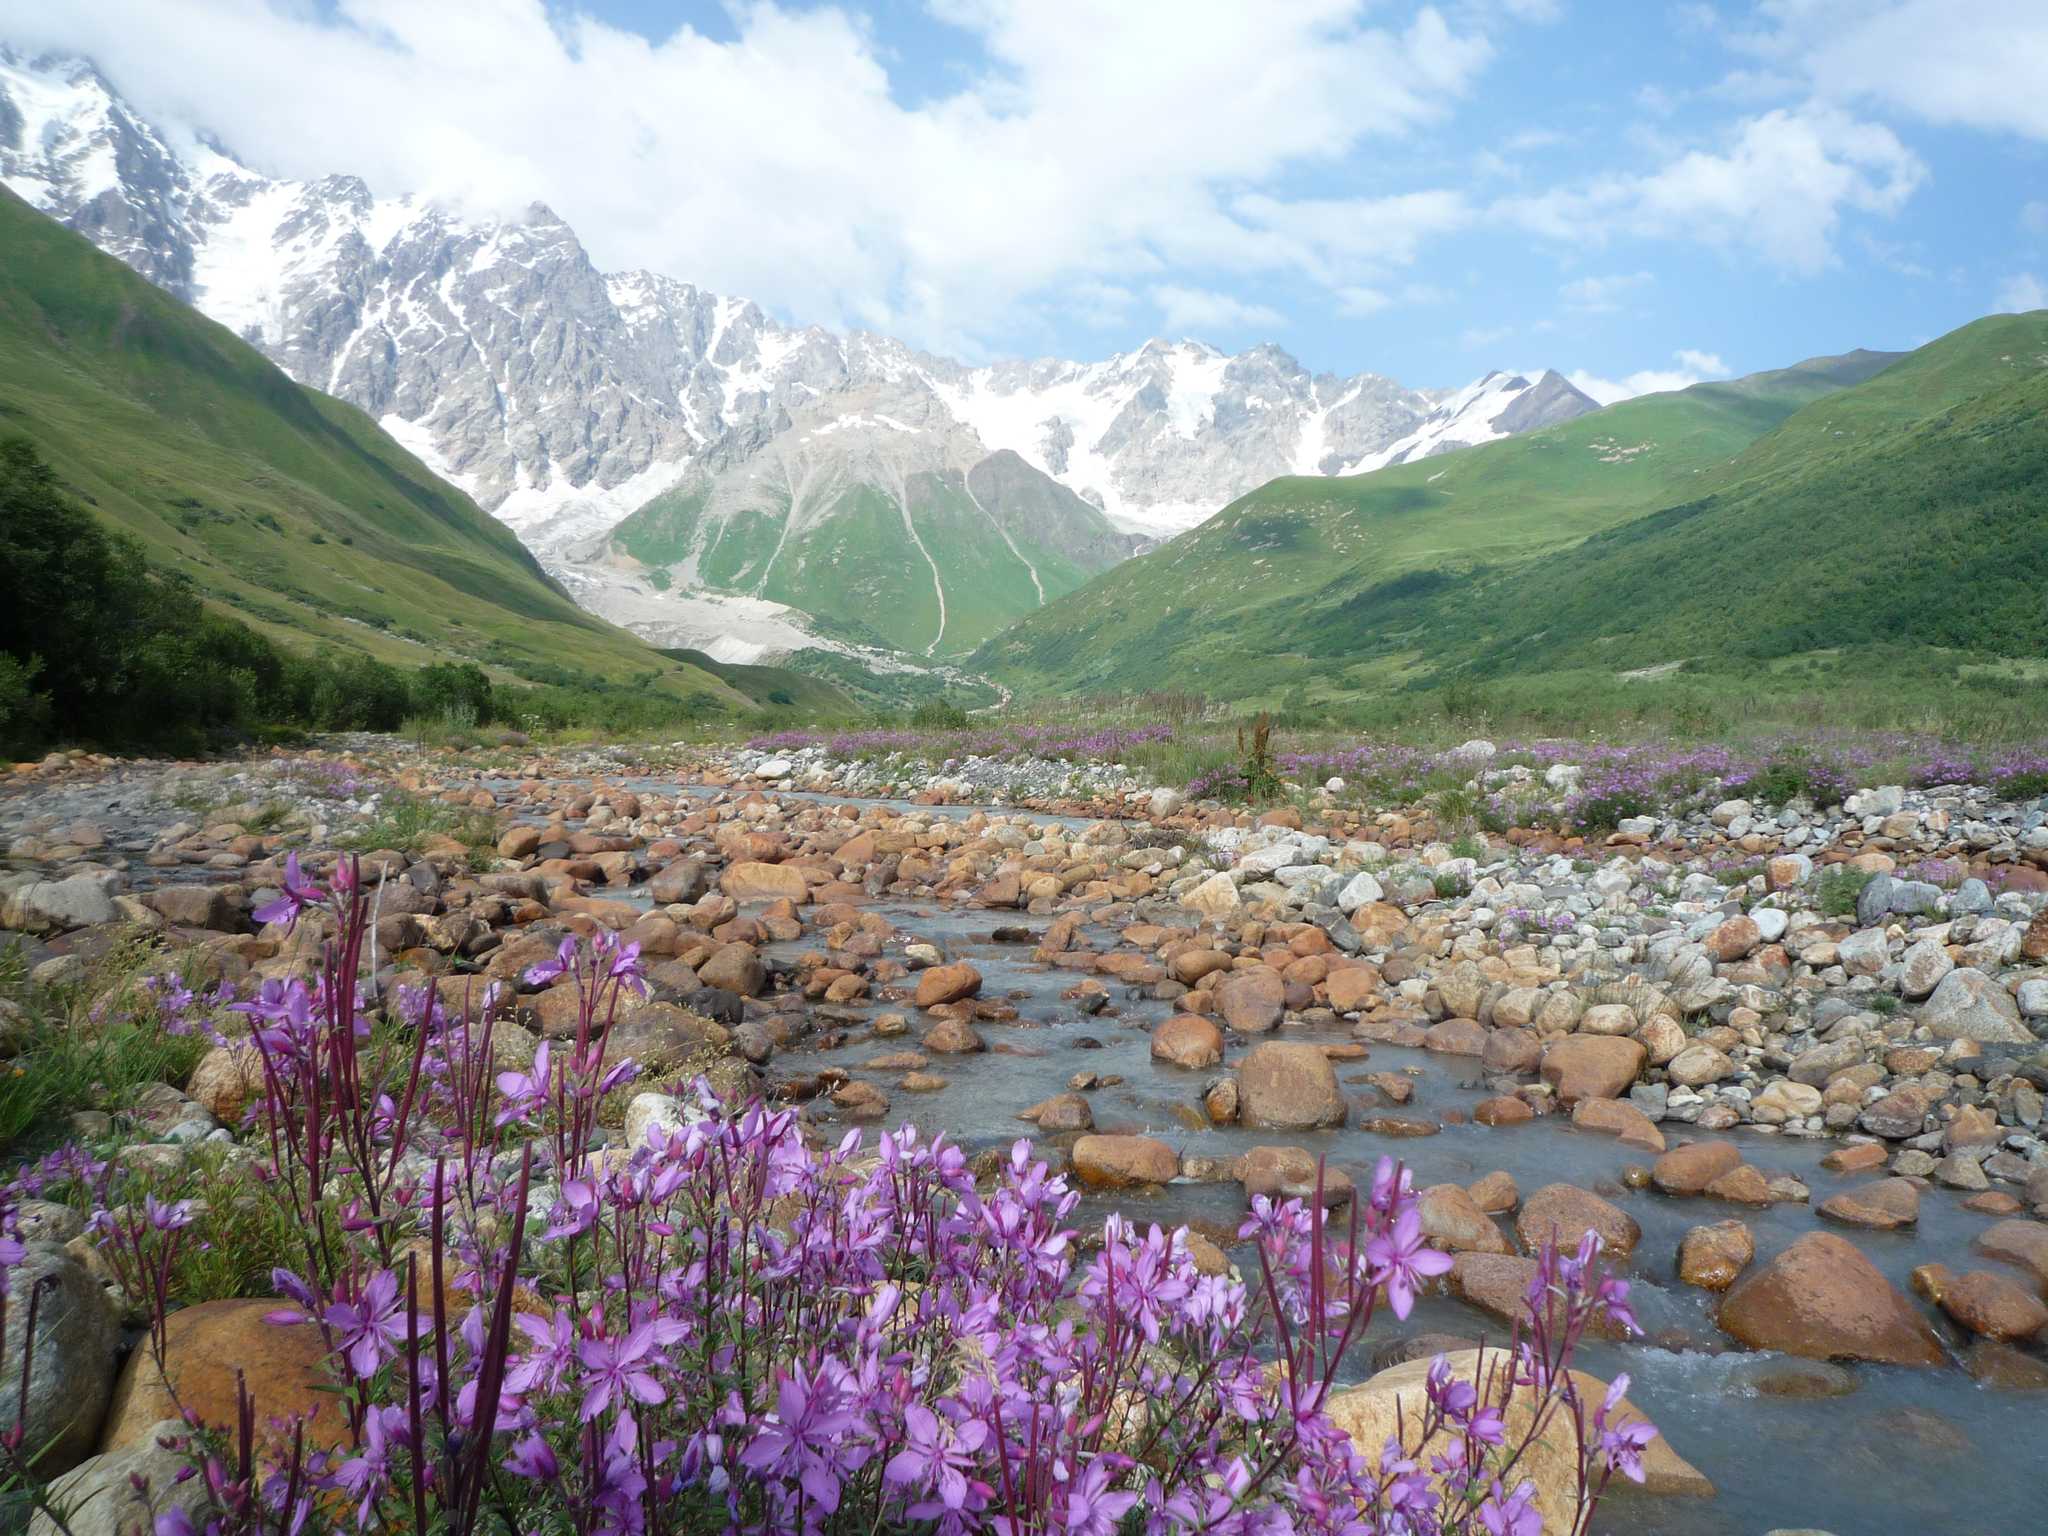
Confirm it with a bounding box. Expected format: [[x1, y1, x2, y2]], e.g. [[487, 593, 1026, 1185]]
[[566, 781, 2041, 1535]]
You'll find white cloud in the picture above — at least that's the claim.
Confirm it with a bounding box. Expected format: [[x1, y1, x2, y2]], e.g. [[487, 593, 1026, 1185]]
[[1558, 271, 1652, 312], [1148, 286, 1286, 334], [0, 0, 1494, 355], [1751, 0, 2048, 141], [1508, 105, 1924, 275], [1569, 348, 1729, 405], [1997, 273, 2047, 314], [1335, 286, 1395, 316]]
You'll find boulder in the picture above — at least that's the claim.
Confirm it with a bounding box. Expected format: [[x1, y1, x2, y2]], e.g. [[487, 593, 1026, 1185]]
[[1236, 1041, 1347, 1130], [1937, 1270, 2048, 1341], [183, 1043, 267, 1124], [830, 1081, 890, 1118], [1817, 1178, 1920, 1230], [1974, 1220, 2048, 1288], [146, 885, 242, 931], [1652, 1141, 1743, 1196], [1216, 970, 1286, 1033], [1234, 1146, 1353, 1206], [1181, 873, 1242, 922], [648, 859, 708, 905], [1716, 1232, 1944, 1365], [5, 876, 118, 934], [1072, 1135, 1178, 1188], [98, 1298, 342, 1456], [28, 1421, 212, 1536], [921, 1018, 987, 1054], [1150, 1014, 1224, 1068], [1323, 1349, 1712, 1535], [916, 962, 983, 1009], [1481, 1028, 1543, 1075], [718, 861, 809, 904], [0, 1244, 119, 1473], [1667, 1044, 1734, 1089], [696, 942, 766, 998], [1577, 1003, 1639, 1037], [1897, 939, 1953, 1002], [1540, 1035, 1645, 1105], [1570, 1097, 1665, 1151], [1416, 1183, 1510, 1254], [1024, 1093, 1093, 1133], [1703, 1165, 1773, 1206], [1324, 965, 1381, 1013], [1422, 1017, 1489, 1056], [1635, 1015, 1688, 1066], [1515, 1183, 1640, 1258], [1678, 1221, 1754, 1290], [1920, 968, 2032, 1044], [1467, 1171, 1519, 1214]]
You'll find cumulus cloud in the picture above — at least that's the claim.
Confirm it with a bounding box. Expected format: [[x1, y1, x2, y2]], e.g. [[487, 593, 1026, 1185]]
[[0, 0, 1494, 353], [1996, 273, 2047, 314], [1749, 0, 2048, 142], [1569, 348, 1729, 405], [1558, 271, 1652, 312], [1508, 105, 1923, 275], [1148, 286, 1286, 335]]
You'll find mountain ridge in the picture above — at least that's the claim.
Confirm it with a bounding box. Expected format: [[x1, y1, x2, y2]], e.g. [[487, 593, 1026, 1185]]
[[1, 47, 1599, 660]]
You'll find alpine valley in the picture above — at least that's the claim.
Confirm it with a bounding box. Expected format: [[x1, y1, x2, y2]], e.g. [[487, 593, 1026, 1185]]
[[0, 48, 1600, 665]]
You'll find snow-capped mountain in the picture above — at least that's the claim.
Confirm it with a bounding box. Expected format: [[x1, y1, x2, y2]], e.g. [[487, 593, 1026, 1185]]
[[0, 48, 1599, 653]]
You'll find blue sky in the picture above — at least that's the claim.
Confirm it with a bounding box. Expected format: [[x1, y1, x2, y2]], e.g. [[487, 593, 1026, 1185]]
[[10, 1, 2047, 395]]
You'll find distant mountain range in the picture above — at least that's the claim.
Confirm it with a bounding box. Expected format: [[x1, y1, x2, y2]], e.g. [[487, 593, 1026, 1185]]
[[0, 48, 1598, 659], [979, 318, 2048, 700]]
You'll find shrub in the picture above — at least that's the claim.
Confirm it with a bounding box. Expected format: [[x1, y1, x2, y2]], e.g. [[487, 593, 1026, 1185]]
[[1816, 864, 1874, 917]]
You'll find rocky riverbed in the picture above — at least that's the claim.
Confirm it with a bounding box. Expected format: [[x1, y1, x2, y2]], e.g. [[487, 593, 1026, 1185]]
[[2, 738, 2046, 1535]]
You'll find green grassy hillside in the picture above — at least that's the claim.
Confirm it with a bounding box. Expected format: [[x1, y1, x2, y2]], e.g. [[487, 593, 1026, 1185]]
[[1301, 318, 2048, 677], [614, 444, 1131, 656], [0, 186, 752, 706], [974, 347, 1905, 697], [653, 648, 855, 715]]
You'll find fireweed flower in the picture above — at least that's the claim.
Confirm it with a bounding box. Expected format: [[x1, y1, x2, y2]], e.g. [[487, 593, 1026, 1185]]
[[576, 1320, 671, 1419], [737, 1358, 874, 1514], [252, 851, 327, 931], [143, 1194, 194, 1232], [523, 937, 579, 988], [884, 1402, 990, 1516], [1594, 1373, 1659, 1482], [324, 1269, 412, 1380], [494, 1042, 552, 1126], [1364, 1205, 1452, 1319], [332, 1404, 406, 1525]]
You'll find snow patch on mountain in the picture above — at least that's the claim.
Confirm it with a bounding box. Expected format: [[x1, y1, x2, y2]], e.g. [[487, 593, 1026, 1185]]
[[2, 48, 1605, 634]]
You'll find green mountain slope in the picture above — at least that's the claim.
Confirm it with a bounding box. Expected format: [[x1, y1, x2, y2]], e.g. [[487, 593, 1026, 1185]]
[[974, 347, 1903, 697], [653, 648, 855, 715], [612, 405, 1133, 656], [0, 186, 751, 705], [1293, 313, 2048, 676]]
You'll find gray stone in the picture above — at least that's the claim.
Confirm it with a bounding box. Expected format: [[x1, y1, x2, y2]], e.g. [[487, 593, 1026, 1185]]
[[7, 876, 118, 934], [1898, 939, 1953, 1002], [0, 1244, 120, 1474], [29, 1421, 213, 1536], [1629, 1083, 1670, 1121], [1920, 968, 2032, 1044], [1951, 879, 1995, 917], [1856, 872, 1895, 928]]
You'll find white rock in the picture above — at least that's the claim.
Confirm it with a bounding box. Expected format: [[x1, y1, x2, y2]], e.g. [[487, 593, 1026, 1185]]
[[1148, 787, 1186, 818], [754, 757, 793, 779], [2017, 979, 2048, 1019], [1451, 739, 1497, 763], [1337, 871, 1385, 913], [1182, 872, 1243, 922], [624, 1092, 692, 1149], [1323, 777, 1346, 793], [1751, 908, 1789, 943]]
